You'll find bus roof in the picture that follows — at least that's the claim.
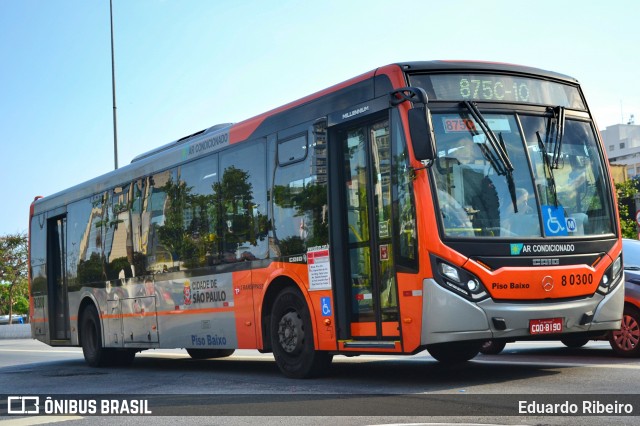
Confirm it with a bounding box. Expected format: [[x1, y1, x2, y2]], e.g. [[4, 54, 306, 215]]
[[397, 60, 579, 84]]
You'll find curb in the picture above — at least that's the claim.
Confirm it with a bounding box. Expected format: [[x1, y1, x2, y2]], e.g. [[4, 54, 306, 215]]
[[0, 324, 31, 339]]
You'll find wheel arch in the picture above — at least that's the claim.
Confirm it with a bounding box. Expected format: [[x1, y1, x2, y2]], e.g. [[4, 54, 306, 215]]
[[260, 273, 316, 353], [77, 296, 101, 348]]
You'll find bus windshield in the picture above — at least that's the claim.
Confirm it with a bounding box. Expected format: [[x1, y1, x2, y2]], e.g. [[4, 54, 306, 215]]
[[431, 111, 614, 238]]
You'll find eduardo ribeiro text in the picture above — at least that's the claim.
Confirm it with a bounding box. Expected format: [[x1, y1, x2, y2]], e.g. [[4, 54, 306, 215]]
[[519, 399, 634, 415]]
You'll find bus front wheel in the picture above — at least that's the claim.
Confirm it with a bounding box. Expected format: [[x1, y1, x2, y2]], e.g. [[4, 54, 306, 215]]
[[270, 287, 332, 378], [479, 339, 507, 355], [426, 341, 481, 363], [560, 336, 590, 348]]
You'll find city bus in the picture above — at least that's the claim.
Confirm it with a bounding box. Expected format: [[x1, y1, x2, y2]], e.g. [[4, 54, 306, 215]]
[[28, 61, 624, 378]]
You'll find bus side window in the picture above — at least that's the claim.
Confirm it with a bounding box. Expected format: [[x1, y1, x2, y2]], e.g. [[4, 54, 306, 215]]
[[219, 141, 268, 262], [102, 185, 134, 281], [130, 178, 148, 276], [147, 169, 177, 273], [69, 193, 107, 285], [272, 121, 328, 257], [176, 155, 220, 269]]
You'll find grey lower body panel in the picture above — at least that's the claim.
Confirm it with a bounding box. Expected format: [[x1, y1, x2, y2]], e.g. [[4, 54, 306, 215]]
[[421, 276, 624, 345]]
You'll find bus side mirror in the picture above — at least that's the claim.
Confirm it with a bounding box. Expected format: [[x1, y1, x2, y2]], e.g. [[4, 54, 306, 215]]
[[408, 106, 436, 162]]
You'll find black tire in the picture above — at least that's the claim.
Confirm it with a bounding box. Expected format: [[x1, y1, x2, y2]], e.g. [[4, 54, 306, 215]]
[[561, 336, 590, 348], [609, 305, 640, 357], [479, 340, 507, 355], [270, 287, 332, 378], [80, 304, 111, 367], [426, 341, 481, 363], [186, 349, 235, 359]]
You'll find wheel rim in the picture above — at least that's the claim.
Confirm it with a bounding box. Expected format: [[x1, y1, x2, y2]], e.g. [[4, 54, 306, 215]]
[[277, 311, 304, 354], [612, 314, 640, 352]]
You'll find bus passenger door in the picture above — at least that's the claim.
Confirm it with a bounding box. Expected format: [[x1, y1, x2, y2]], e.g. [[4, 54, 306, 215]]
[[47, 215, 70, 342], [333, 116, 400, 342]]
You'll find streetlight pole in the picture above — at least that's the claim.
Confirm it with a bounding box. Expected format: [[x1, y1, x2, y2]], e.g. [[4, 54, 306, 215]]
[[110, 0, 119, 169]]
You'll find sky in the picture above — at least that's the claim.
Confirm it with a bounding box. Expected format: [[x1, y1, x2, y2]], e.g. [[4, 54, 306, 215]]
[[1, 0, 639, 236]]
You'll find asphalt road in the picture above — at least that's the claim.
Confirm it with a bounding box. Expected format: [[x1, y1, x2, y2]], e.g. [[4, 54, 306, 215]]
[[0, 338, 639, 425]]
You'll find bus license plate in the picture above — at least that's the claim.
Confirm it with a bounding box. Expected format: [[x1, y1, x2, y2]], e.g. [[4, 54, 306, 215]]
[[529, 318, 563, 335]]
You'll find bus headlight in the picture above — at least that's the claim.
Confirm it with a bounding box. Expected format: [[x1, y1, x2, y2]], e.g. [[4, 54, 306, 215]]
[[440, 263, 460, 282], [432, 255, 489, 302], [598, 255, 622, 295]]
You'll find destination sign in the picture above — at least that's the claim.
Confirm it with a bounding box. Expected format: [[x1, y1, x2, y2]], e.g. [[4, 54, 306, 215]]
[[409, 73, 585, 109]]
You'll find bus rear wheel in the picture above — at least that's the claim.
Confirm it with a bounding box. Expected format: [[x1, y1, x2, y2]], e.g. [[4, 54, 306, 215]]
[[270, 287, 332, 378], [426, 341, 481, 363], [186, 349, 235, 359], [80, 304, 137, 367], [80, 304, 110, 367]]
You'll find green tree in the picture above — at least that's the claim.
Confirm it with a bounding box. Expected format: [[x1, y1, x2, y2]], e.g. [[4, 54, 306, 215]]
[[0, 233, 29, 322], [615, 179, 638, 239]]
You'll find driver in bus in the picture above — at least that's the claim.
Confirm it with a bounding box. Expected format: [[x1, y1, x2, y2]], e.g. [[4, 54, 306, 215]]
[[503, 188, 537, 235]]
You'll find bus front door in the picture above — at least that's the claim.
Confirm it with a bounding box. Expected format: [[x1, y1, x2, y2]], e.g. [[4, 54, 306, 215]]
[[335, 117, 400, 342]]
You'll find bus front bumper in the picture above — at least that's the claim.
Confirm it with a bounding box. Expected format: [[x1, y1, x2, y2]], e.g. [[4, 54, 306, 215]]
[[420, 276, 624, 345]]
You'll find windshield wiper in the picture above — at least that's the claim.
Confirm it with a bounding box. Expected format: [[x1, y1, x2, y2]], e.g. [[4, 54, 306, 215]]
[[536, 106, 565, 206], [548, 106, 566, 169], [536, 131, 559, 207], [462, 101, 513, 175], [461, 101, 518, 212]]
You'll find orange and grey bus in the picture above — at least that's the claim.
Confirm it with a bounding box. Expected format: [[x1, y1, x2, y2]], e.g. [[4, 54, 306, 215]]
[[29, 61, 623, 378]]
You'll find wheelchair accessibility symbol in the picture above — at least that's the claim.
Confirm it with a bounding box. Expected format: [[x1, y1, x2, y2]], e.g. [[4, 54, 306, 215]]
[[542, 205, 568, 236], [320, 297, 332, 316]]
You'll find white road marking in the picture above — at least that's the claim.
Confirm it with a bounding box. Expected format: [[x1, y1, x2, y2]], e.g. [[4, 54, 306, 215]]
[[365, 423, 525, 426], [0, 416, 83, 426], [474, 359, 640, 369], [0, 349, 82, 354]]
